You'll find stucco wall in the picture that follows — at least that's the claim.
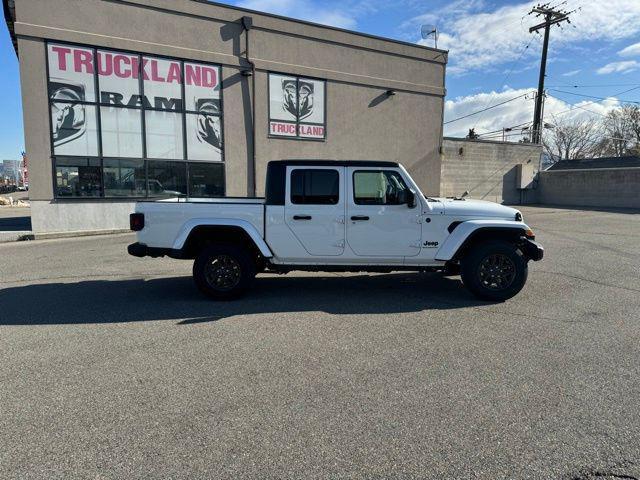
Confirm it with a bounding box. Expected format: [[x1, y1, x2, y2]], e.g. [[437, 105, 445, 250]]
[[537, 168, 640, 209], [440, 138, 542, 204], [12, 0, 446, 227]]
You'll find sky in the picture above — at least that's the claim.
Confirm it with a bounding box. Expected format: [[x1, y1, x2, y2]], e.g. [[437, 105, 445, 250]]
[[1, 0, 640, 159]]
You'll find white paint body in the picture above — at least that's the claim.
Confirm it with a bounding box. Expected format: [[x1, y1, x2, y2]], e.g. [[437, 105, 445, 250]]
[[133, 165, 530, 266]]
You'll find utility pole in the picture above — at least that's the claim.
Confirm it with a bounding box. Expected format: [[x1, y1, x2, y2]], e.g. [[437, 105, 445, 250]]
[[529, 3, 572, 144]]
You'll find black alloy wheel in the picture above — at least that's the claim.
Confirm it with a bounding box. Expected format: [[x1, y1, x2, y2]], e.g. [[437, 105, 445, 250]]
[[461, 241, 528, 301], [193, 244, 256, 300]]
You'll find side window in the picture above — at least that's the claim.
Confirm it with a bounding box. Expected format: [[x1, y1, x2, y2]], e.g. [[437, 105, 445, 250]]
[[353, 170, 409, 205], [290, 169, 339, 205]]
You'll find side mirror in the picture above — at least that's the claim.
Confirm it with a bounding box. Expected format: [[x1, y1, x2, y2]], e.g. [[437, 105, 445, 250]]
[[407, 189, 417, 208]]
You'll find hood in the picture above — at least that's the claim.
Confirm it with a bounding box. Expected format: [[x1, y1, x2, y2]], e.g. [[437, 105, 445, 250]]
[[436, 198, 520, 220]]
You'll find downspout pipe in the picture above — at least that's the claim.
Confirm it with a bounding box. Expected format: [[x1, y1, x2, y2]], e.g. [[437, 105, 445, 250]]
[[241, 16, 257, 197]]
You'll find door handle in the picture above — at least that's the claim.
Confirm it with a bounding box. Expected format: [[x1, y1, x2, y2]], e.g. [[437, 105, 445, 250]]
[[293, 215, 312, 220], [350, 215, 370, 221]]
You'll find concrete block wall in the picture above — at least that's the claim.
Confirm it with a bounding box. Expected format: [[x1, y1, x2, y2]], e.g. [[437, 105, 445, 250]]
[[440, 138, 542, 204], [538, 168, 640, 209]]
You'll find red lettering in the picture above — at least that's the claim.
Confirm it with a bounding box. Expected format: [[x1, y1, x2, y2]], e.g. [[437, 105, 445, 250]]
[[141, 58, 150, 81], [131, 57, 140, 80], [51, 46, 71, 71], [185, 64, 201, 86], [113, 55, 131, 78], [166, 62, 182, 84], [74, 49, 94, 74], [97, 52, 113, 76], [271, 122, 296, 135], [202, 67, 217, 88], [151, 60, 164, 82]]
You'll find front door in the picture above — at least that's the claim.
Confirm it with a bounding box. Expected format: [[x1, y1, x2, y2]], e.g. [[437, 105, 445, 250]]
[[346, 167, 422, 257], [285, 166, 345, 256]]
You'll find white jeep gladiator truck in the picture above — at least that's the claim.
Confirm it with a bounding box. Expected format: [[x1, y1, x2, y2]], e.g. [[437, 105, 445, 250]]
[[128, 160, 543, 301]]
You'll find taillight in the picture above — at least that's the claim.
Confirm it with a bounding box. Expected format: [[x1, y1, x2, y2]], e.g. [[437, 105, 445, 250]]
[[130, 213, 145, 231]]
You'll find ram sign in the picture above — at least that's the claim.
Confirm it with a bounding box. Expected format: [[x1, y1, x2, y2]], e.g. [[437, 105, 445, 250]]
[[268, 73, 326, 140], [47, 44, 223, 161]]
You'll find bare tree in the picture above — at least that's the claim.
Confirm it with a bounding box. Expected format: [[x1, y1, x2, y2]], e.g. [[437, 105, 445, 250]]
[[598, 105, 640, 157], [542, 117, 603, 161]]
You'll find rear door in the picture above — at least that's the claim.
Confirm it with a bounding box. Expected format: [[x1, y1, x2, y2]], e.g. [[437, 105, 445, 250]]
[[284, 166, 345, 256], [346, 167, 422, 257]]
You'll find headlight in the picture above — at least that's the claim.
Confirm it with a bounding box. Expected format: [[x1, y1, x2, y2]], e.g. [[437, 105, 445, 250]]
[[515, 212, 523, 222]]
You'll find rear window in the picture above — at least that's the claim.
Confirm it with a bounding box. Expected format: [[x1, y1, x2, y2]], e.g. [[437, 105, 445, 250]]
[[290, 169, 339, 205]]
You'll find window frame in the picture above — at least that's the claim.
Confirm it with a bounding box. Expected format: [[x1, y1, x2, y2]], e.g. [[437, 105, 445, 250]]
[[267, 71, 327, 142], [45, 40, 226, 199], [352, 169, 410, 206], [289, 168, 340, 205]]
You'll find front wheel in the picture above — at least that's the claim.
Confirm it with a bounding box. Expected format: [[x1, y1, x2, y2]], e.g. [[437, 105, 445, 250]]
[[193, 244, 256, 300], [460, 241, 528, 301]]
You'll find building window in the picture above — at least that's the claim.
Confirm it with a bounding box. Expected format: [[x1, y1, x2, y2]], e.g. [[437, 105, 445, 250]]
[[268, 73, 326, 140], [290, 169, 339, 204], [55, 157, 102, 198], [47, 42, 224, 198]]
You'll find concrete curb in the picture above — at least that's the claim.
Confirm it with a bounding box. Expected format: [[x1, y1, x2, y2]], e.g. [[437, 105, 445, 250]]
[[34, 229, 131, 241], [0, 229, 131, 243], [0, 231, 34, 243]]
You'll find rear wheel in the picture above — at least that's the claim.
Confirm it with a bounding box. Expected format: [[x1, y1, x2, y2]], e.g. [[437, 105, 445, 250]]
[[461, 241, 528, 301], [193, 244, 256, 300]]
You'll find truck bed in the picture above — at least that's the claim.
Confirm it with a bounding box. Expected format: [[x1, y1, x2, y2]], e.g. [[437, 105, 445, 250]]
[[135, 197, 266, 250]]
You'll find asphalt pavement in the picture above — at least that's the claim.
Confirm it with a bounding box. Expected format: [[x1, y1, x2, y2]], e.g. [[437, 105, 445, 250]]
[[1, 205, 639, 479]]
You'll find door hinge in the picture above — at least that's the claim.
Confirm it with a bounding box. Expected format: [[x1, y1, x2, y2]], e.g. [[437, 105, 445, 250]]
[[336, 216, 345, 224], [335, 240, 345, 248]]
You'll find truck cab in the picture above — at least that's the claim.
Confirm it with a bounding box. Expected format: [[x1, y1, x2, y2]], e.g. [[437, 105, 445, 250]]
[[128, 160, 543, 301]]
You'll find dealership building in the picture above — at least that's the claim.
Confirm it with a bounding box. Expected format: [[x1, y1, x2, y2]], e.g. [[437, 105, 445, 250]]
[[3, 0, 447, 235]]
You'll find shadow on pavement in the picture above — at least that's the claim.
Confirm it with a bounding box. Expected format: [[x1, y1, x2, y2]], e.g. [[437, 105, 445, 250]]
[[0, 273, 491, 325]]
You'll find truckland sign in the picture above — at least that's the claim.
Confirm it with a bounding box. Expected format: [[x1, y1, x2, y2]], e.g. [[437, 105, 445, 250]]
[[47, 43, 223, 161], [269, 73, 326, 140]]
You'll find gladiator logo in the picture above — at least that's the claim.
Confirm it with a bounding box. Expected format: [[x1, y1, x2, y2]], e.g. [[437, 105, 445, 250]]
[[281, 79, 315, 120], [49, 79, 86, 147], [195, 98, 222, 152]]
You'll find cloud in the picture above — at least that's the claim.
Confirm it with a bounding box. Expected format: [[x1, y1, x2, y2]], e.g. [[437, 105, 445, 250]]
[[561, 69, 581, 77], [596, 60, 640, 75], [619, 42, 640, 57], [236, 0, 357, 29], [444, 87, 620, 139], [405, 0, 640, 74]]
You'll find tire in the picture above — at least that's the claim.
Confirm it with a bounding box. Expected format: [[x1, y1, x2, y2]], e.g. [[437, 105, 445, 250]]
[[193, 244, 256, 300], [460, 241, 528, 301]]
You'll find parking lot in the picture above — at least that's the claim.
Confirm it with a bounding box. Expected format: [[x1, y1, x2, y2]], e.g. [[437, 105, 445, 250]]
[[1, 205, 639, 479]]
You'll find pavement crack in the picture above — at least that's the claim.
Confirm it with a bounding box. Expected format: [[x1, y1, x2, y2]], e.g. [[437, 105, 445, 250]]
[[536, 270, 640, 294]]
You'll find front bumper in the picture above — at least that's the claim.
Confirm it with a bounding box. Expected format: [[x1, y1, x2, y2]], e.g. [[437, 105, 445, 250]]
[[520, 238, 544, 261]]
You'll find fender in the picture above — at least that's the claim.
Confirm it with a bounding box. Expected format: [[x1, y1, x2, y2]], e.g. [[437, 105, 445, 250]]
[[435, 220, 530, 261], [172, 218, 273, 258]]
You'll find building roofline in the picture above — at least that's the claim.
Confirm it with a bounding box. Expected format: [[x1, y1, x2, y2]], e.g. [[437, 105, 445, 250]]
[[2, 0, 16, 55], [195, 0, 447, 56]]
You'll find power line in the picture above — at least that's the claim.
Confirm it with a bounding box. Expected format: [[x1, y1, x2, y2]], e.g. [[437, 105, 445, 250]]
[[444, 92, 534, 125], [549, 88, 640, 105], [470, 35, 540, 132], [546, 82, 640, 89], [547, 85, 640, 117], [477, 121, 533, 137]]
